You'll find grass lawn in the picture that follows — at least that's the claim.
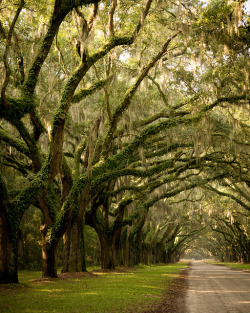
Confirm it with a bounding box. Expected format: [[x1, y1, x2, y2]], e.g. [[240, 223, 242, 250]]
[[0, 263, 187, 313]]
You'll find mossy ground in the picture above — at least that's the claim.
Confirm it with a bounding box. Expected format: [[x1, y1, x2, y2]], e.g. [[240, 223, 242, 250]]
[[0, 263, 187, 313]]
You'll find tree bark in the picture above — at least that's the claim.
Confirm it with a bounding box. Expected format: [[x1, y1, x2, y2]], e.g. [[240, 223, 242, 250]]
[[41, 226, 58, 278], [123, 228, 132, 267], [62, 216, 87, 272], [112, 230, 122, 267], [9, 233, 19, 283], [99, 236, 114, 269], [0, 211, 11, 283], [0, 208, 19, 283], [61, 189, 89, 273]]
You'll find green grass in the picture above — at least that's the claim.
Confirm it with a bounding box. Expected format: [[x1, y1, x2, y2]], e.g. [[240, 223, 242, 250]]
[[0, 263, 187, 313], [205, 261, 250, 270]]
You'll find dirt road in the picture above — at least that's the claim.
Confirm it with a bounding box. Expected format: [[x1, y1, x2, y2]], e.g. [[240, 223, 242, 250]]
[[187, 261, 250, 313]]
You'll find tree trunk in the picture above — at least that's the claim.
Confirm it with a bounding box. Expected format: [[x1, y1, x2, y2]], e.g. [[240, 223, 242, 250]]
[[86, 210, 114, 269], [123, 228, 132, 267], [99, 235, 114, 269], [133, 231, 143, 265], [81, 222, 87, 271], [0, 211, 20, 283], [62, 216, 87, 272], [9, 234, 19, 283], [41, 226, 58, 278], [0, 211, 11, 283], [112, 226, 123, 267], [155, 242, 166, 263], [0, 177, 19, 283], [61, 189, 89, 273], [147, 246, 152, 265]]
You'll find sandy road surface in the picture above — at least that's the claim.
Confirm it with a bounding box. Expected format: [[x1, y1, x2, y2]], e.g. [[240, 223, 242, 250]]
[[186, 261, 250, 313]]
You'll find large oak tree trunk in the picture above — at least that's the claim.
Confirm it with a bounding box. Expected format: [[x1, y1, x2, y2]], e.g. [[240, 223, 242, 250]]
[[0, 211, 19, 283], [0, 177, 19, 283], [132, 231, 143, 265], [61, 189, 89, 273], [62, 217, 86, 272], [123, 230, 130, 267], [0, 212, 11, 283], [99, 236, 114, 269], [112, 224, 123, 267], [41, 226, 58, 278], [9, 234, 19, 283], [112, 237, 121, 267]]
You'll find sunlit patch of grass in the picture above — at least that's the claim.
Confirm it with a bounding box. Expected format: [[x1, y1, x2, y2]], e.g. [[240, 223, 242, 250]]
[[93, 272, 135, 276], [0, 263, 187, 313], [161, 273, 179, 277]]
